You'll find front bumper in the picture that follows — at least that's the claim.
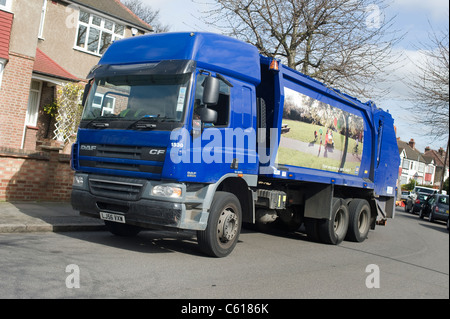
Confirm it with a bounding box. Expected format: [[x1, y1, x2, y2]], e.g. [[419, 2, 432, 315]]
[[433, 211, 449, 222], [72, 189, 184, 229], [71, 173, 209, 231]]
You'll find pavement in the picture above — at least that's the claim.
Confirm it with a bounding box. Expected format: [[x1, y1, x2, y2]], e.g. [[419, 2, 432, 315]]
[[0, 202, 105, 233]]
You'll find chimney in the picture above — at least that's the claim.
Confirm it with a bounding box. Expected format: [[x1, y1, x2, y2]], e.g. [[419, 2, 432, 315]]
[[438, 147, 444, 156], [425, 146, 431, 153], [409, 139, 416, 150]]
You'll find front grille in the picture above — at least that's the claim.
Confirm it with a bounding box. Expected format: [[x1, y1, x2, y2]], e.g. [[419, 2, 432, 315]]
[[96, 145, 143, 160], [79, 144, 166, 175], [89, 176, 145, 201], [80, 160, 163, 174]]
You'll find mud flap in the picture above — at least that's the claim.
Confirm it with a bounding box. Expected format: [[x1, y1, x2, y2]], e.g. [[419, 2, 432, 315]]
[[304, 184, 334, 220], [375, 196, 395, 225]]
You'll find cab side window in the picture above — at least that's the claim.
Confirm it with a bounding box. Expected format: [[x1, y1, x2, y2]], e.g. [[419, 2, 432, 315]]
[[193, 74, 230, 127]]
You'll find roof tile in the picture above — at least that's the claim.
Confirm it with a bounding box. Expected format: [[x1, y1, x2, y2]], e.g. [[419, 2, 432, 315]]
[[33, 48, 80, 81]]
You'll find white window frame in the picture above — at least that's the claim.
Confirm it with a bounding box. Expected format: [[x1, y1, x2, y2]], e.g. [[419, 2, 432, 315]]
[[402, 159, 410, 170], [25, 80, 43, 127], [0, 58, 5, 89], [92, 93, 116, 115], [418, 162, 425, 174], [0, 0, 12, 12], [74, 9, 125, 56]]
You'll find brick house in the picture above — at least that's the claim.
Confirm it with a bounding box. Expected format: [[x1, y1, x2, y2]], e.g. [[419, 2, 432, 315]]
[[424, 145, 449, 188], [397, 138, 436, 187], [0, 0, 152, 201]]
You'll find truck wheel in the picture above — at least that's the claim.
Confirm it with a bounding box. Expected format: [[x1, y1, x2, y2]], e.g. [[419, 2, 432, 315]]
[[305, 218, 320, 242], [105, 221, 141, 237], [318, 198, 349, 245], [346, 199, 370, 242], [197, 192, 242, 258]]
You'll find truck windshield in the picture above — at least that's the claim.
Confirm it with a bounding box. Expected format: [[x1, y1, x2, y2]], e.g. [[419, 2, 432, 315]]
[[81, 74, 191, 126]]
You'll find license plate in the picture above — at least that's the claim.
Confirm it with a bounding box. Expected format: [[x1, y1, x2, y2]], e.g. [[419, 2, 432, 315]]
[[100, 212, 126, 224]]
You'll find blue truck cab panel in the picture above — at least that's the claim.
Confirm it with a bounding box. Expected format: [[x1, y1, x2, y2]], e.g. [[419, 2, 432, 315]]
[[71, 32, 400, 257]]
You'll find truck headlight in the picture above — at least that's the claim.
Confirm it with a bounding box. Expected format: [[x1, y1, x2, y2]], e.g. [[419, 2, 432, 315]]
[[73, 175, 85, 187], [152, 185, 182, 198]]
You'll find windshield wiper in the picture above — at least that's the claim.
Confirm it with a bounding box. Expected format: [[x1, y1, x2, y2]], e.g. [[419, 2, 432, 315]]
[[127, 116, 179, 130], [84, 117, 114, 129], [127, 117, 160, 130]]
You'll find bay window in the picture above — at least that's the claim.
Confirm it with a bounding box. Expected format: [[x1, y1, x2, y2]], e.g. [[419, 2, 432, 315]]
[[75, 10, 125, 56], [0, 0, 12, 11]]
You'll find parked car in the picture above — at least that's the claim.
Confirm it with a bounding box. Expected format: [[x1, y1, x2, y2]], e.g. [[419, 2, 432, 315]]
[[410, 186, 436, 200], [401, 190, 411, 201], [419, 194, 449, 223], [405, 192, 429, 214]]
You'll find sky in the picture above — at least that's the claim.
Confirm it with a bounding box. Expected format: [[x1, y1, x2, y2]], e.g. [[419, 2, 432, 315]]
[[142, 0, 449, 153]]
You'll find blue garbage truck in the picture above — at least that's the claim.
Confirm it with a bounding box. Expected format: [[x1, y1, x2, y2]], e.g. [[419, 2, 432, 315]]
[[71, 32, 400, 257]]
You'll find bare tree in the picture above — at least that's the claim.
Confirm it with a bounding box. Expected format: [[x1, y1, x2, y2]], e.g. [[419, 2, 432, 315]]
[[406, 26, 449, 139], [201, 0, 402, 99], [121, 0, 170, 33], [406, 24, 449, 193]]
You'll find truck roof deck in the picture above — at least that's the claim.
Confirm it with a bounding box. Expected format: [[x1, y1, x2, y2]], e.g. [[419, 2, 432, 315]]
[[99, 32, 261, 85]]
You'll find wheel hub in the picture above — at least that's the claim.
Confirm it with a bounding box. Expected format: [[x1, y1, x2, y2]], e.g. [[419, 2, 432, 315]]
[[218, 209, 238, 243]]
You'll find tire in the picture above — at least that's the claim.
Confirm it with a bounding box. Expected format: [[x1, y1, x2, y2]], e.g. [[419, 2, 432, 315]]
[[428, 211, 435, 223], [318, 198, 349, 245], [418, 209, 425, 219], [346, 199, 371, 243], [305, 218, 320, 242], [197, 192, 242, 258], [105, 221, 141, 237]]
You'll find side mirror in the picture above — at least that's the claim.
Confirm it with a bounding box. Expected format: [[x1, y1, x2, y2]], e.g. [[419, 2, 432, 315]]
[[199, 107, 217, 124], [202, 76, 220, 106]]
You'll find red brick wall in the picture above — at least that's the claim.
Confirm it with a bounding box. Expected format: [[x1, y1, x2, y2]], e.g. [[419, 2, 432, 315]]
[[0, 147, 74, 201], [0, 52, 35, 149]]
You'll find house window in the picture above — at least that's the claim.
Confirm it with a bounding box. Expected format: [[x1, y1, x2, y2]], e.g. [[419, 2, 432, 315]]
[[0, 59, 5, 89], [25, 80, 42, 127], [418, 162, 425, 174], [92, 93, 116, 115], [75, 10, 125, 56], [0, 0, 12, 11], [402, 159, 409, 169]]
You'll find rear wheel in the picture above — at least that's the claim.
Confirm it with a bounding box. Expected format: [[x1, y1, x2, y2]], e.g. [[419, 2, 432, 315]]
[[428, 210, 435, 223], [318, 198, 349, 245], [346, 199, 371, 242], [305, 218, 320, 242], [418, 209, 425, 219], [197, 192, 242, 258]]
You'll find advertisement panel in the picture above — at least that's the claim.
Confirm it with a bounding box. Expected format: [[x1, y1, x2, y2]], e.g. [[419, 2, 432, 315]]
[[278, 88, 364, 176]]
